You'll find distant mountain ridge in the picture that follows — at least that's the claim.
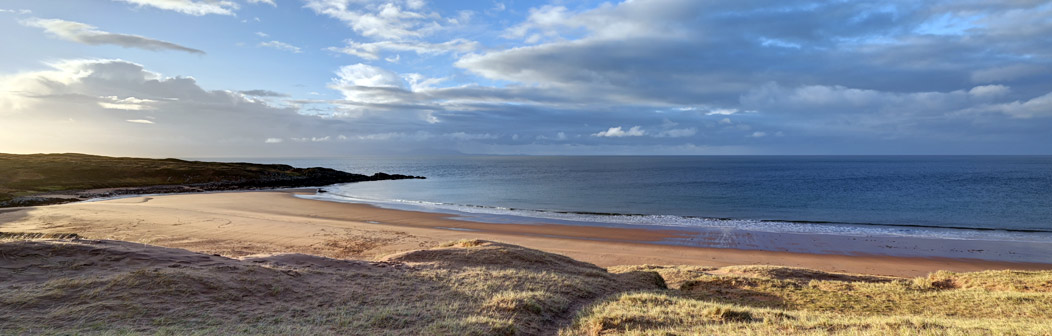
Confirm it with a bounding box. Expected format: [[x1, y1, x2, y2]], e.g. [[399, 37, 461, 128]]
[[0, 153, 424, 207]]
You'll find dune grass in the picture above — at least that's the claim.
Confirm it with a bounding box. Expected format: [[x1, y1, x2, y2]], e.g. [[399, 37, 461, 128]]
[[3, 237, 1050, 335], [0, 238, 662, 335], [563, 265, 1052, 335], [561, 292, 1052, 336]]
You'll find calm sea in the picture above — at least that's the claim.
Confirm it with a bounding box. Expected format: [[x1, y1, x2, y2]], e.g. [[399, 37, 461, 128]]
[[219, 156, 1052, 244]]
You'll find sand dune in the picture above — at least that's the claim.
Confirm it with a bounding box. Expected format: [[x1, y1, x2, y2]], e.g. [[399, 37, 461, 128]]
[[0, 238, 662, 334]]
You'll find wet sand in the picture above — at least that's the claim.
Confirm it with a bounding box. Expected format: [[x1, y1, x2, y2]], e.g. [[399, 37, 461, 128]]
[[2, 190, 1050, 277]]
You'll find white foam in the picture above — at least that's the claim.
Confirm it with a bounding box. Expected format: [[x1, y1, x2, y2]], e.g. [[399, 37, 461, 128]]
[[298, 192, 1052, 243]]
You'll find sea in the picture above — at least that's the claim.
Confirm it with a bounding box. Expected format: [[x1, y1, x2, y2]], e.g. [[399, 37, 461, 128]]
[[214, 156, 1052, 262]]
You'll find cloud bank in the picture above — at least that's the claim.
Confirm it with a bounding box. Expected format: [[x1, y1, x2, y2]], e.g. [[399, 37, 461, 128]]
[[22, 18, 204, 54], [5, 0, 1052, 155]]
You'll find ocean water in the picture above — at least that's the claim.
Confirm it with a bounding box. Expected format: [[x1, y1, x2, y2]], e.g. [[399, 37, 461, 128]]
[[221, 156, 1052, 246]]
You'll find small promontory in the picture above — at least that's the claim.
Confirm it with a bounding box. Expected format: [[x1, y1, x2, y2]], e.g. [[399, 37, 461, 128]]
[[0, 153, 423, 207]]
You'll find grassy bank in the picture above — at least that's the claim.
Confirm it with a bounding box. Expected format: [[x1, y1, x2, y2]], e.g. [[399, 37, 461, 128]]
[[0, 239, 662, 335], [0, 153, 420, 206], [565, 265, 1052, 335], [2, 237, 1050, 335]]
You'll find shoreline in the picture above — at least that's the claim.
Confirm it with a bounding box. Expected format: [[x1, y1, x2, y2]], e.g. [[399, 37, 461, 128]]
[[300, 192, 1052, 263], [2, 190, 1051, 277]]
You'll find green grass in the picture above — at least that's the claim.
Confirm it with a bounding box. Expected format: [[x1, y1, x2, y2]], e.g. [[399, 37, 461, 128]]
[[0, 153, 290, 193], [0, 153, 411, 205]]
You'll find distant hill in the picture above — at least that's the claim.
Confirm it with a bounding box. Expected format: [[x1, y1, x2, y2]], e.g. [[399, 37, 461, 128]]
[[0, 153, 423, 207]]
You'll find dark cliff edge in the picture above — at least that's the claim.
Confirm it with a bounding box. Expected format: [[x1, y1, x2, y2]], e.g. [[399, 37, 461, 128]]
[[0, 153, 424, 208]]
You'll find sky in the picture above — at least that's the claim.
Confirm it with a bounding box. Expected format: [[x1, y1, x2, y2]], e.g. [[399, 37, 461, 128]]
[[0, 0, 1050, 157]]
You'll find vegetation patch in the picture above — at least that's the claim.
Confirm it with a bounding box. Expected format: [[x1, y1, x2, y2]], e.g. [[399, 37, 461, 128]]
[[0, 239, 662, 335], [3, 238, 1049, 335], [0, 232, 80, 240], [440, 239, 486, 248], [562, 265, 1052, 335]]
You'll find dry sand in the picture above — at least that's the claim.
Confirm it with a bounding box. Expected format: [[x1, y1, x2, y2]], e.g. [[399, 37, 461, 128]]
[[2, 190, 1049, 277]]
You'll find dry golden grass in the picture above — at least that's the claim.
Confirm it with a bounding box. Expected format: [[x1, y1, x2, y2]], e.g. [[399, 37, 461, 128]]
[[560, 292, 1052, 336], [562, 265, 1052, 335], [0, 232, 80, 240], [439, 238, 487, 248], [0, 238, 662, 335], [608, 265, 716, 289], [3, 237, 1050, 335]]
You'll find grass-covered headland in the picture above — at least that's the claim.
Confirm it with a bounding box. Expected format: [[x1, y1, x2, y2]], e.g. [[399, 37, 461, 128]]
[[0, 153, 423, 207], [1, 237, 1049, 335]]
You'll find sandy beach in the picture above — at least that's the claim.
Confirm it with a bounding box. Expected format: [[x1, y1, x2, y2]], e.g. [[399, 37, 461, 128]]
[[2, 189, 1050, 277]]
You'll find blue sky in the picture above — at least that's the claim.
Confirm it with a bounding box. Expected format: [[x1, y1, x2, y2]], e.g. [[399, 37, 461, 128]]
[[1, 0, 1051, 157]]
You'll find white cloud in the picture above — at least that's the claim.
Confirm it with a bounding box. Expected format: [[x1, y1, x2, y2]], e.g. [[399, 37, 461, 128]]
[[446, 132, 498, 140], [968, 84, 1010, 98], [98, 96, 157, 110], [593, 126, 645, 137], [502, 5, 573, 41], [246, 0, 276, 7], [303, 0, 445, 40], [329, 64, 409, 104], [115, 0, 239, 16], [22, 18, 204, 54], [264, 138, 283, 143], [0, 9, 31, 15], [751, 131, 767, 138], [424, 111, 440, 123], [291, 136, 332, 142], [333, 64, 405, 89], [259, 40, 302, 53], [0, 59, 349, 156], [991, 92, 1052, 119], [705, 108, 738, 116], [255, 31, 269, 37], [502, 2, 685, 43], [741, 82, 982, 113], [239, 89, 288, 97], [328, 38, 478, 60], [403, 73, 447, 91]]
